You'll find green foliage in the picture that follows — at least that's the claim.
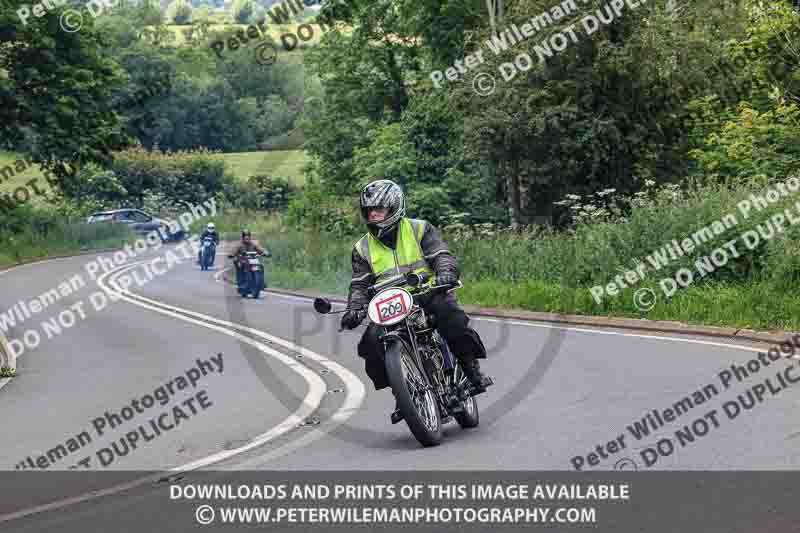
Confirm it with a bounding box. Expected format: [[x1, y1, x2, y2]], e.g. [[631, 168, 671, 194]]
[[248, 175, 298, 210], [0, 205, 133, 268], [71, 165, 130, 205], [76, 147, 231, 208], [231, 0, 255, 24], [689, 100, 800, 181], [194, 6, 211, 22], [0, 0, 127, 190], [167, 0, 194, 24], [285, 182, 360, 237]]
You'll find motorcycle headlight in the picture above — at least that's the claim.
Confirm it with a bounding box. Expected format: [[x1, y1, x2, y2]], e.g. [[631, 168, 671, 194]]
[[409, 310, 427, 328]]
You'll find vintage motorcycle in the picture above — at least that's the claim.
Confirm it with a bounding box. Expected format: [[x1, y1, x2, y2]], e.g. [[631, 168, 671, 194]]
[[200, 237, 216, 271], [314, 271, 488, 447]]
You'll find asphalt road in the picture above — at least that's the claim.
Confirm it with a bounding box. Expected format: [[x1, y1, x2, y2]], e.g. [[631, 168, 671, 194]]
[[1, 244, 799, 530]]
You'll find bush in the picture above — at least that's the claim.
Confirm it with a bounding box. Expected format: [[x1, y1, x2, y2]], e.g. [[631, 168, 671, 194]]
[[166, 0, 193, 24], [0, 205, 133, 267], [285, 182, 361, 238], [248, 175, 297, 210], [688, 99, 800, 182], [231, 0, 254, 23], [108, 147, 232, 209]]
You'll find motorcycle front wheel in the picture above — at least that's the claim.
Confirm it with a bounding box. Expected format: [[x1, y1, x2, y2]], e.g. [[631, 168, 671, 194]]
[[385, 340, 442, 447], [250, 270, 263, 299]]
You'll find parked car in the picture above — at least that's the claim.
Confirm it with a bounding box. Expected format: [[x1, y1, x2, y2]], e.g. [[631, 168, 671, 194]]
[[86, 209, 185, 242]]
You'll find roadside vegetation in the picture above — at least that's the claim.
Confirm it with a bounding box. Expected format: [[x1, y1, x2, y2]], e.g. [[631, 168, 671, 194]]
[[207, 172, 800, 332], [0, 208, 133, 269]]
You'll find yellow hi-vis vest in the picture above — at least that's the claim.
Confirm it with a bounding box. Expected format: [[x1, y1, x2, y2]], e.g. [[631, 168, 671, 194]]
[[355, 218, 434, 284]]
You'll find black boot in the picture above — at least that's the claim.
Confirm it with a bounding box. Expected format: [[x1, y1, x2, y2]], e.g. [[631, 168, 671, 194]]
[[390, 399, 404, 424], [461, 358, 493, 395]]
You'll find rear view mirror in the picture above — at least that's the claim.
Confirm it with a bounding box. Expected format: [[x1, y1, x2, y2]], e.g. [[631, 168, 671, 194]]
[[314, 298, 332, 314]]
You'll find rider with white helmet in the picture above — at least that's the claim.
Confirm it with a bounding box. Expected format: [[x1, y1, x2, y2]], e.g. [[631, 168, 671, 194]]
[[198, 222, 220, 266]]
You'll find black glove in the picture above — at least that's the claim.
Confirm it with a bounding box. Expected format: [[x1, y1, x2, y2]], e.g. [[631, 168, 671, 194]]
[[341, 309, 365, 330], [435, 271, 459, 287]]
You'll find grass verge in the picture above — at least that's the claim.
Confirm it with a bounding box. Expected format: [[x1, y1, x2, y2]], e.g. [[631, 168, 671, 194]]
[[0, 221, 133, 270], [204, 209, 800, 333]]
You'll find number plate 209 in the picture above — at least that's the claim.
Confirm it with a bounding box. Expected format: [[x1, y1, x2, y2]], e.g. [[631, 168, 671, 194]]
[[368, 288, 413, 326]]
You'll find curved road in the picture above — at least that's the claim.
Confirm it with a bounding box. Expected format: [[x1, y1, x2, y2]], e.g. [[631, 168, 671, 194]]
[[1, 244, 799, 530]]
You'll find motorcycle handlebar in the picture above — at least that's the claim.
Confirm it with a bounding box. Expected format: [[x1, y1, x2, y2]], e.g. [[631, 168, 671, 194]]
[[367, 271, 460, 295]]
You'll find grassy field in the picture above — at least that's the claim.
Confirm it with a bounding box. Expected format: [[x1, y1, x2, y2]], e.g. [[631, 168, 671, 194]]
[[217, 150, 310, 185], [0, 150, 310, 200]]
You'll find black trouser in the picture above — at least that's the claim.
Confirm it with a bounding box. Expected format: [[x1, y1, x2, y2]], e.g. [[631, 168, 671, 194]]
[[235, 263, 248, 290], [357, 292, 487, 391]]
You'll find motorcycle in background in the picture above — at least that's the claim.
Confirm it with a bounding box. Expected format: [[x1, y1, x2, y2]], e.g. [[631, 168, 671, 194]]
[[200, 237, 216, 271], [231, 251, 269, 299]]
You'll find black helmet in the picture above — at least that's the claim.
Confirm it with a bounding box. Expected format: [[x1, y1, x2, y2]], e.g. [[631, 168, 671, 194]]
[[360, 179, 406, 239]]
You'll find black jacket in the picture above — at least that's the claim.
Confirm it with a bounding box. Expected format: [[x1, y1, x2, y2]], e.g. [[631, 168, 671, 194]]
[[201, 230, 219, 244], [346, 219, 458, 309]]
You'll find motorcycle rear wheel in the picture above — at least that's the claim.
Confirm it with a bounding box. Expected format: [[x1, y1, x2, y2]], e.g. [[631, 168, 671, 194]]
[[385, 340, 442, 447], [452, 365, 480, 428]]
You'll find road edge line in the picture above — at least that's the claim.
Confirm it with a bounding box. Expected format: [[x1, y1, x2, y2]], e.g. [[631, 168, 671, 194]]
[[257, 286, 798, 347]]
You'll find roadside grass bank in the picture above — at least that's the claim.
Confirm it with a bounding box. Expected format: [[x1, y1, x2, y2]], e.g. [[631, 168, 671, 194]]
[[0, 216, 133, 269], [207, 172, 800, 331]]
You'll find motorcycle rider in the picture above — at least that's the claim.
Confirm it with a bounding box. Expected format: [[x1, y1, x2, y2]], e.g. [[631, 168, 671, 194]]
[[340, 179, 493, 424], [198, 222, 220, 266], [228, 229, 270, 291]]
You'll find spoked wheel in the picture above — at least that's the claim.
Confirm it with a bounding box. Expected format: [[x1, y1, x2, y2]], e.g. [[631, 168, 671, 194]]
[[385, 340, 442, 447], [453, 365, 479, 429]]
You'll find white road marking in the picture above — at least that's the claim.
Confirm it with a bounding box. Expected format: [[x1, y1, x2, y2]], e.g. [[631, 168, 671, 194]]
[[476, 317, 769, 354], [0, 248, 791, 521], [0, 260, 365, 524]]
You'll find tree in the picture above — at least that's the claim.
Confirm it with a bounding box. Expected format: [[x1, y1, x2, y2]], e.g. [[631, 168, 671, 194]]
[[0, 0, 127, 196], [167, 0, 194, 24], [231, 0, 255, 23]]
